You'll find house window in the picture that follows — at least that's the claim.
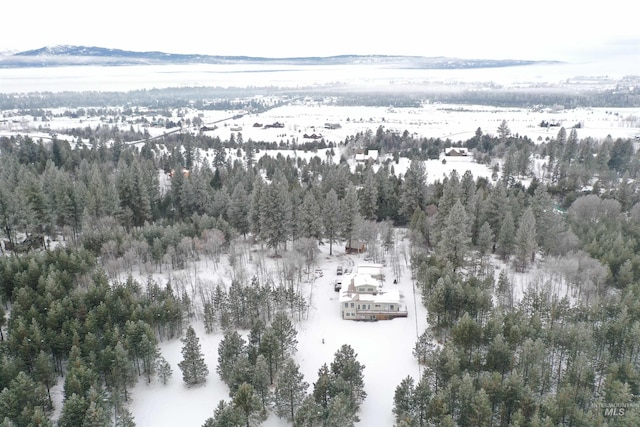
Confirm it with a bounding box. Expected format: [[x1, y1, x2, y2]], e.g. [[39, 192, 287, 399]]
[[351, 303, 354, 308], [375, 304, 380, 308], [344, 303, 348, 308], [367, 305, 371, 309], [357, 305, 360, 310], [390, 304, 395, 310]]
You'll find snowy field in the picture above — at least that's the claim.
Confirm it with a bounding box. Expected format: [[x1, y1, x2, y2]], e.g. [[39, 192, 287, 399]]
[[2, 59, 640, 145], [124, 237, 427, 427], [3, 102, 640, 151], [201, 102, 640, 144]]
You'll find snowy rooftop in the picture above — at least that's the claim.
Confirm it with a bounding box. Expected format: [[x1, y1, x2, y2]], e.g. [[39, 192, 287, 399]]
[[339, 288, 401, 304], [348, 273, 379, 288], [355, 264, 384, 277]]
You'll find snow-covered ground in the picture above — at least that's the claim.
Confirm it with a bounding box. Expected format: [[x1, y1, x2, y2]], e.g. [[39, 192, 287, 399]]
[[200, 103, 640, 144], [127, 237, 427, 427], [3, 102, 639, 149]]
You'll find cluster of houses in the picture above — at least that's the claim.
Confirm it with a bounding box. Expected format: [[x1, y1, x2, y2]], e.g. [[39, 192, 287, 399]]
[[338, 263, 407, 321]]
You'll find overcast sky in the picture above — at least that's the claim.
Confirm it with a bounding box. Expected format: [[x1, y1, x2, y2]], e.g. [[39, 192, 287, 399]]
[[2, 0, 638, 61]]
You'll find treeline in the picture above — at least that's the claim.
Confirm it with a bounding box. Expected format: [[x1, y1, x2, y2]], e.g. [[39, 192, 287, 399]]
[[396, 282, 640, 426], [0, 250, 182, 426], [0, 87, 284, 110], [302, 86, 640, 108], [391, 130, 640, 425], [2, 124, 640, 285], [397, 268, 640, 426], [3, 83, 639, 114]]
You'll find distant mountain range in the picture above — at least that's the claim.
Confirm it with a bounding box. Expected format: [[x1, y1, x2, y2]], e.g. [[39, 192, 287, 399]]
[[0, 45, 558, 69]]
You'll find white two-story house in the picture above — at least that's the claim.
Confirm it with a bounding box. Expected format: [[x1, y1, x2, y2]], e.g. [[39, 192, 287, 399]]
[[339, 269, 407, 321]]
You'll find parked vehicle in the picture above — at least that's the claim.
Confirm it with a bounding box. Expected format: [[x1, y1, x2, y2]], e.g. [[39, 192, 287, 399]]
[[336, 265, 343, 275], [334, 280, 342, 291]]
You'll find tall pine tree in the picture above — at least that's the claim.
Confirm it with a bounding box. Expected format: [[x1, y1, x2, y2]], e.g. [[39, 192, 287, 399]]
[[178, 326, 209, 386]]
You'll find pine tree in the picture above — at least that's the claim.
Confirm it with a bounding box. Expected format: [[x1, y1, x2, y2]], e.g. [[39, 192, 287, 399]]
[[456, 373, 478, 427], [228, 182, 250, 237], [274, 358, 309, 422], [413, 329, 435, 365], [437, 200, 471, 271], [294, 395, 323, 427], [330, 344, 366, 414], [253, 355, 271, 411], [393, 376, 416, 426], [497, 210, 515, 260], [107, 341, 134, 405], [29, 406, 54, 427], [485, 333, 512, 378], [399, 159, 427, 223], [477, 221, 494, 258], [204, 400, 243, 427], [530, 184, 561, 254], [58, 393, 88, 427], [138, 332, 160, 384], [259, 326, 280, 384], [340, 184, 361, 250], [434, 171, 462, 241], [297, 192, 323, 241], [323, 189, 340, 255], [115, 407, 137, 427], [271, 312, 298, 361], [82, 399, 111, 427], [259, 176, 292, 256], [233, 383, 262, 427], [497, 120, 511, 142], [359, 168, 378, 220], [249, 176, 265, 240], [228, 355, 254, 395], [0, 371, 51, 426], [326, 393, 355, 427], [413, 375, 432, 427], [514, 207, 537, 271], [484, 182, 508, 238], [32, 350, 57, 409], [217, 329, 246, 385], [155, 356, 173, 385], [178, 326, 209, 386], [312, 363, 332, 419], [21, 171, 49, 237], [496, 270, 513, 308]]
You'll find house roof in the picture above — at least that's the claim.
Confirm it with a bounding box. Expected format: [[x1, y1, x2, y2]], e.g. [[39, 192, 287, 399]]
[[355, 264, 384, 277], [339, 288, 401, 304], [350, 273, 379, 288]]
